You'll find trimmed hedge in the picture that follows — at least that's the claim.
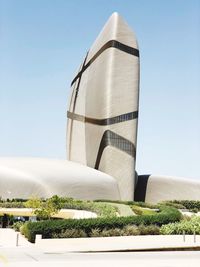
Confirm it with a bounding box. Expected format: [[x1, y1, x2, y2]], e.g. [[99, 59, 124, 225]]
[[160, 216, 200, 235], [23, 205, 181, 242], [172, 200, 200, 211], [95, 199, 157, 209], [160, 200, 200, 212]]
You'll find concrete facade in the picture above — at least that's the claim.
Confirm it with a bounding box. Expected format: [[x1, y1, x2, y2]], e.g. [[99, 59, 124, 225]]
[[0, 157, 120, 200], [67, 13, 139, 200], [142, 175, 200, 204]]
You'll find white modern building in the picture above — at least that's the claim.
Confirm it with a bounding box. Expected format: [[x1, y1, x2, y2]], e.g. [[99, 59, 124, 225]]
[[0, 13, 199, 203]]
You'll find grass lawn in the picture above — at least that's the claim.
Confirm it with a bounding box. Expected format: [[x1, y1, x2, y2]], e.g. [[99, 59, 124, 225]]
[[131, 205, 157, 216]]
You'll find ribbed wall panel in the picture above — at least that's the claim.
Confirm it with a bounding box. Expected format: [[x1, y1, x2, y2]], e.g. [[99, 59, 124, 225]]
[[67, 13, 139, 200]]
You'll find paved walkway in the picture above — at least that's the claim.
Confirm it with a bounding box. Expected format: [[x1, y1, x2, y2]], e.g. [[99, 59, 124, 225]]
[[0, 228, 31, 247], [0, 249, 200, 267], [1, 228, 200, 252], [0, 229, 200, 266]]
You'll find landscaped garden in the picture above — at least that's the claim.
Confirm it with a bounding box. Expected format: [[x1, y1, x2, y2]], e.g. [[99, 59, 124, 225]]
[[1, 196, 200, 243]]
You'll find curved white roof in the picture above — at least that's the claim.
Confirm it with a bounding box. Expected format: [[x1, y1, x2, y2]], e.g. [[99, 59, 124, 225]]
[[145, 175, 200, 203], [0, 157, 120, 200]]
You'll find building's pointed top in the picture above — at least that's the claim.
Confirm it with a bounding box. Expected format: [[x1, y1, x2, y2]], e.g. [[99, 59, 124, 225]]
[[88, 13, 138, 61], [109, 12, 120, 19]]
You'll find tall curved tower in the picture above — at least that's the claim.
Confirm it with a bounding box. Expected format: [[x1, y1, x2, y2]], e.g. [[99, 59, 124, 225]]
[[67, 13, 140, 200]]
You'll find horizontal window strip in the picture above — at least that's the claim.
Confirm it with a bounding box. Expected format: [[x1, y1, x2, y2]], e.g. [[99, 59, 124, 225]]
[[67, 110, 138, 126], [71, 40, 139, 86]]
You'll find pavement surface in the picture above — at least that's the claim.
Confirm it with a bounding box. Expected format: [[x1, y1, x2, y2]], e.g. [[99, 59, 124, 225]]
[[0, 228, 200, 266], [0, 248, 200, 267]]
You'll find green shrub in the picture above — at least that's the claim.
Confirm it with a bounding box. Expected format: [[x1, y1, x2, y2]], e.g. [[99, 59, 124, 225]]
[[131, 205, 143, 215], [190, 208, 198, 213], [95, 199, 157, 209], [101, 228, 122, 237], [131, 205, 157, 216], [90, 226, 140, 237], [52, 229, 87, 238], [164, 200, 200, 212], [20, 222, 28, 235], [24, 205, 181, 242], [12, 221, 24, 231], [138, 224, 160, 235], [159, 201, 185, 209], [90, 228, 102, 237], [160, 216, 200, 235], [122, 225, 140, 236]]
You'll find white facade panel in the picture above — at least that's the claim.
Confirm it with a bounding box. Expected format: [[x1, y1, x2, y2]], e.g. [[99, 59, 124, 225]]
[[67, 13, 139, 200], [145, 175, 200, 204], [0, 158, 120, 200]]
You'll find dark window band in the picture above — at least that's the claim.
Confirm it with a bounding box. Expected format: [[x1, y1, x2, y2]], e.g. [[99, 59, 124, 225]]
[[95, 130, 136, 169], [67, 110, 138, 126], [71, 40, 139, 86], [134, 175, 151, 202]]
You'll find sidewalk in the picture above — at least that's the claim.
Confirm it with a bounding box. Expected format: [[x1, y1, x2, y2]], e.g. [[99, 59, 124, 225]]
[[0, 230, 200, 267], [0, 228, 32, 247], [1, 228, 200, 253]]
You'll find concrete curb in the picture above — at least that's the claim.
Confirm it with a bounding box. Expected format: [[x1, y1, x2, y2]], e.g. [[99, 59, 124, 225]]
[[35, 235, 200, 253]]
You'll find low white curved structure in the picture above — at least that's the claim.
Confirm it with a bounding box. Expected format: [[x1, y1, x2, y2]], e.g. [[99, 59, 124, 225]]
[[146, 175, 200, 203], [135, 174, 200, 203], [0, 157, 120, 200]]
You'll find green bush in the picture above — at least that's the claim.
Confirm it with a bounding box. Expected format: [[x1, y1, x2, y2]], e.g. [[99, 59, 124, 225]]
[[160, 216, 200, 235], [131, 205, 156, 216], [12, 221, 24, 231], [90, 226, 140, 237], [52, 229, 87, 238], [131, 205, 143, 215], [90, 228, 102, 237], [138, 224, 160, 235], [51, 225, 157, 238], [24, 205, 181, 242], [159, 201, 185, 210], [95, 199, 157, 209], [122, 225, 140, 236], [20, 222, 28, 235], [163, 200, 200, 212], [191, 208, 199, 213], [100, 228, 122, 237]]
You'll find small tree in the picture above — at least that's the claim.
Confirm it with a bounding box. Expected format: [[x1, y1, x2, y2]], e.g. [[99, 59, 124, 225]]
[[25, 195, 63, 220], [25, 196, 41, 209]]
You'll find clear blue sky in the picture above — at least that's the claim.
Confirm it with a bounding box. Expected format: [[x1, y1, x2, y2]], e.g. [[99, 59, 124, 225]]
[[0, 0, 200, 180]]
